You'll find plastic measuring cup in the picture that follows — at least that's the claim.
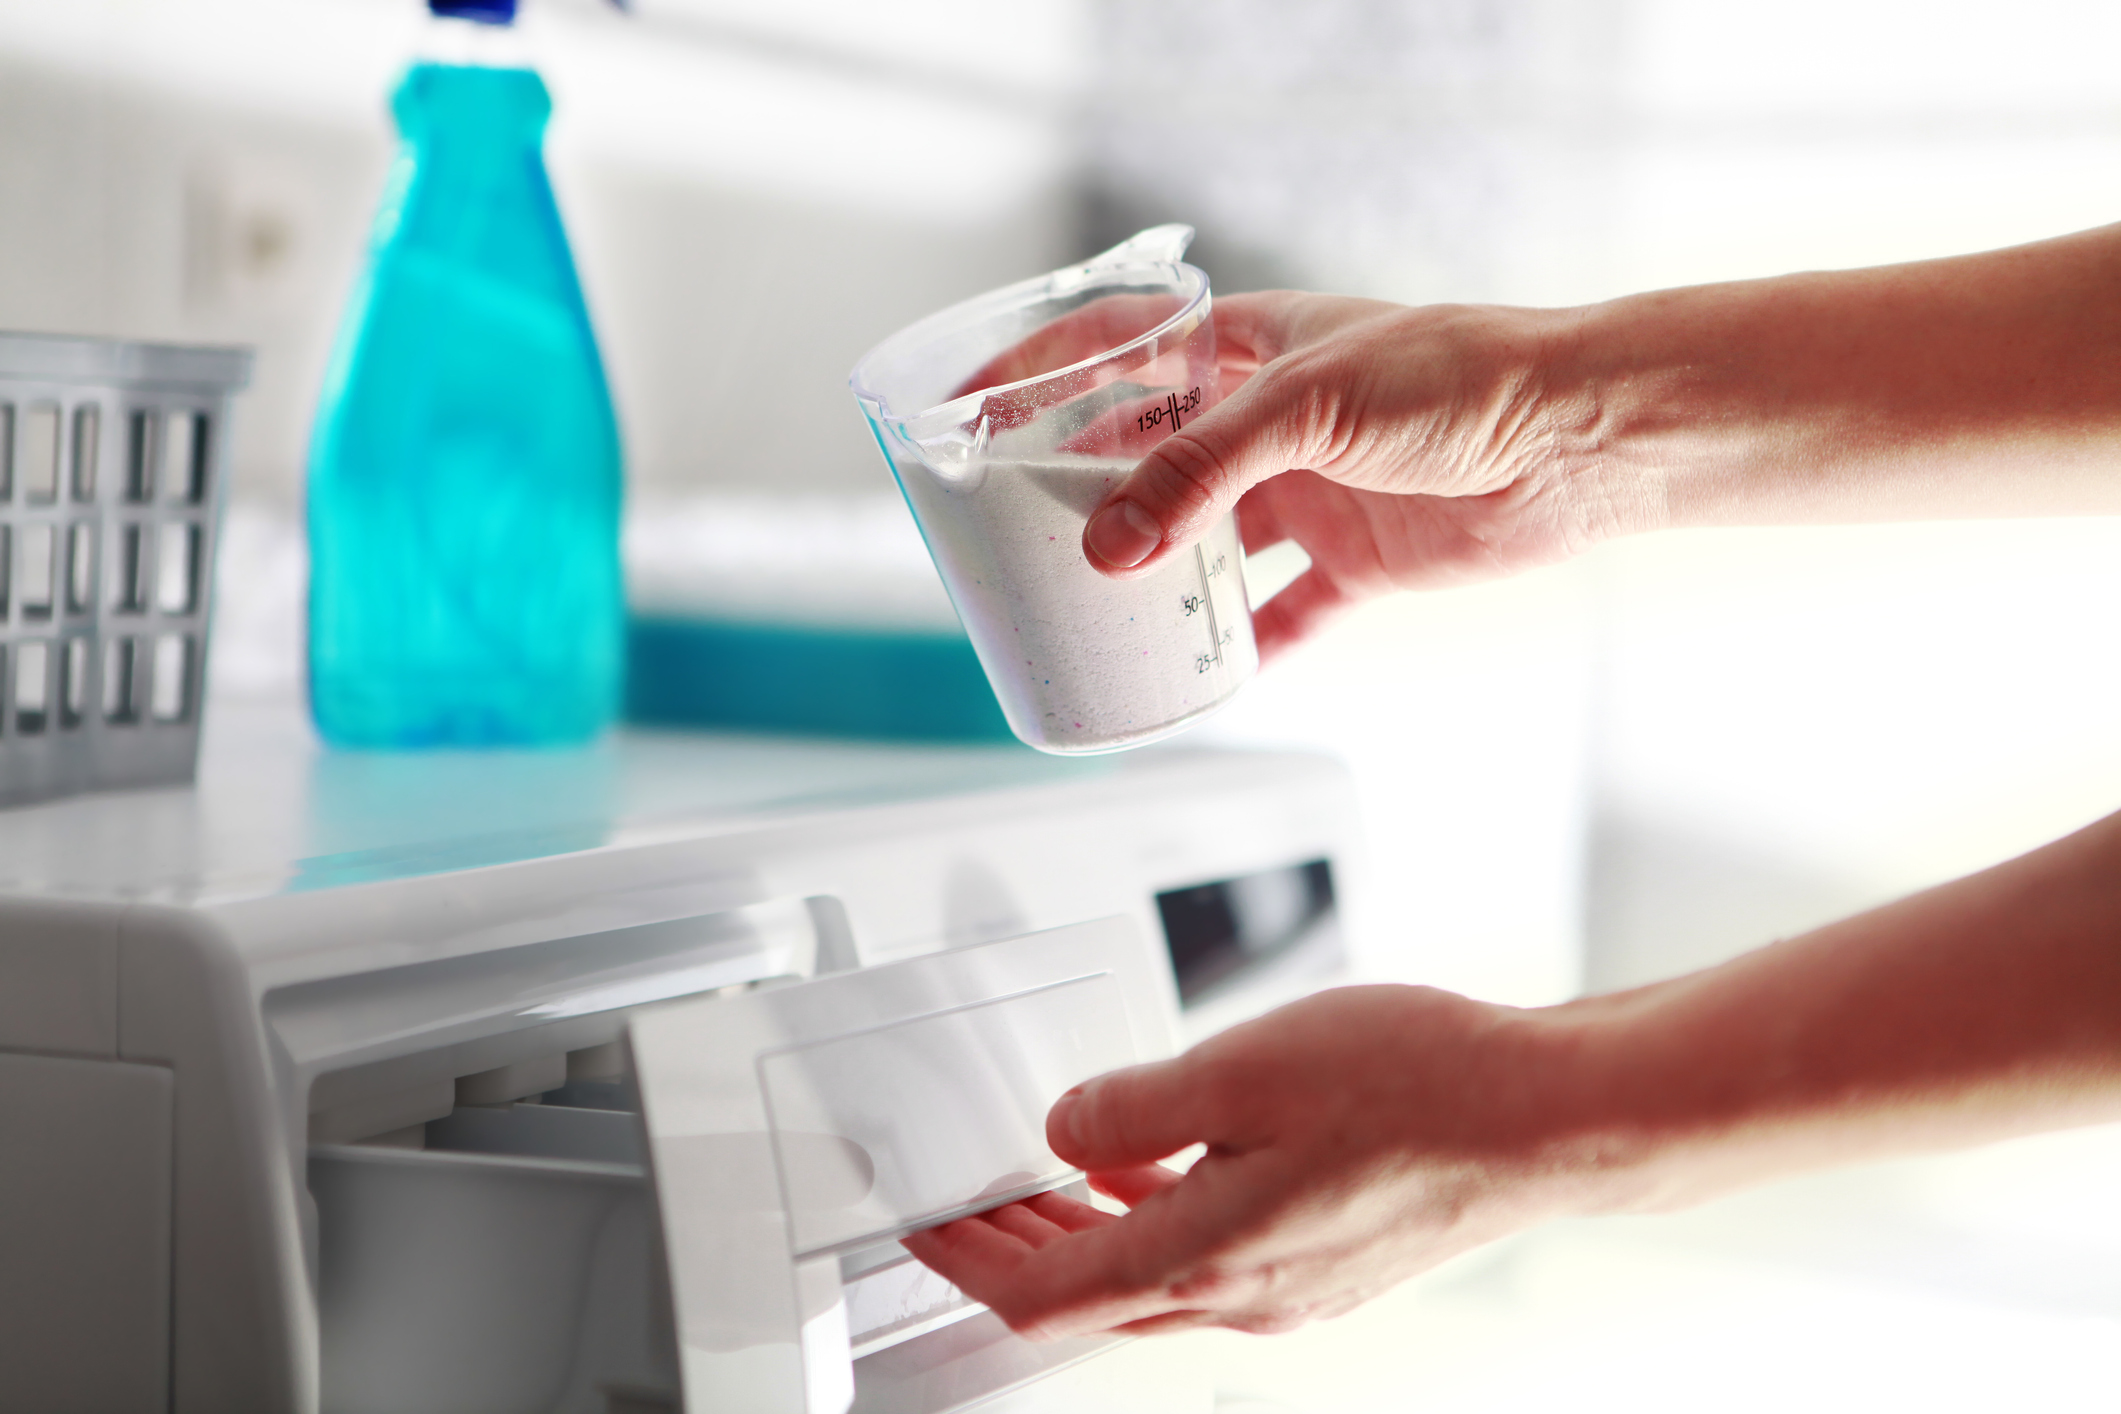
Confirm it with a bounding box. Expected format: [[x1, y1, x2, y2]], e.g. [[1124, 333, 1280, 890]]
[[850, 225, 1257, 755]]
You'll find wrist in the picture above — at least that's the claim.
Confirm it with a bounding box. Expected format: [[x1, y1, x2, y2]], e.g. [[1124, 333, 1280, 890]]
[[1485, 990, 1702, 1220], [1531, 297, 1689, 546]]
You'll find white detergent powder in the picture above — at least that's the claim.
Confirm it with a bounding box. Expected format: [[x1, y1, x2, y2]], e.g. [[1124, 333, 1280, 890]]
[[897, 457, 1257, 752]]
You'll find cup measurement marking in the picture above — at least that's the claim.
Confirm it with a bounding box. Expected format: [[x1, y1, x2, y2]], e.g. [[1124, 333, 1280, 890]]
[[1190, 546, 1232, 674], [1140, 384, 1229, 674], [1135, 386, 1204, 436]]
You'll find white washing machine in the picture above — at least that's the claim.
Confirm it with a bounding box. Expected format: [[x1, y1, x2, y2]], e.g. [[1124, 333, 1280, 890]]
[[0, 702, 1359, 1414]]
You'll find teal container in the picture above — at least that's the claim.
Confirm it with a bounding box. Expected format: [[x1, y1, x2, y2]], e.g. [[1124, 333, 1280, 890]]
[[625, 616, 1019, 744], [307, 61, 622, 747]]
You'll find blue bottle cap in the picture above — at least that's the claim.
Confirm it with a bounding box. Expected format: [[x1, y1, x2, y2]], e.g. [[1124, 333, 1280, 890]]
[[429, 0, 518, 22]]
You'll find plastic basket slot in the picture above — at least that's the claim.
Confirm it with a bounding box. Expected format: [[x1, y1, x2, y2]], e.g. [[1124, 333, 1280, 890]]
[[113, 524, 146, 614], [155, 522, 196, 615], [0, 525, 9, 619], [71, 404, 98, 502], [102, 637, 138, 723], [14, 640, 48, 733], [150, 633, 191, 723], [0, 403, 14, 501], [66, 522, 94, 613], [126, 409, 155, 503], [59, 638, 86, 729], [16, 525, 53, 620], [166, 409, 205, 504], [22, 404, 58, 503]]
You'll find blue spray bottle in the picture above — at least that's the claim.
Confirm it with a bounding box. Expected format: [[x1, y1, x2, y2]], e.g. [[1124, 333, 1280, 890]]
[[307, 0, 622, 747]]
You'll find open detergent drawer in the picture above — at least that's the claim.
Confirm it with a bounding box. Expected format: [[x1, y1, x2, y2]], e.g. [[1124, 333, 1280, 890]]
[[309, 918, 1171, 1414]]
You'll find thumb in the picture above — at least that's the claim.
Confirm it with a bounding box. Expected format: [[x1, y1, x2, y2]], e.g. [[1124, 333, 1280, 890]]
[[1047, 1056, 1214, 1170], [1081, 358, 1333, 576]]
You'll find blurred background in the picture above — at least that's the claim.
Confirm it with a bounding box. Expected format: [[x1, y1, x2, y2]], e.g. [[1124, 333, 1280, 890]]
[[7, 0, 2121, 1407]]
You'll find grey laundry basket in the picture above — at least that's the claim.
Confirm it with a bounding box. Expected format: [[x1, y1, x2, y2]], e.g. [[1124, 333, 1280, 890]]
[[0, 333, 251, 807]]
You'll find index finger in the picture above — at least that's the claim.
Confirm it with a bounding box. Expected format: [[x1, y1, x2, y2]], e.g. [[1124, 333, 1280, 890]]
[[1080, 293, 1404, 577]]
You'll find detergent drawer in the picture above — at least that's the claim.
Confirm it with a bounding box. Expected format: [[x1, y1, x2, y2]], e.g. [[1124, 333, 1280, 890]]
[[311, 918, 1176, 1414], [311, 1104, 1041, 1414], [311, 1109, 673, 1414]]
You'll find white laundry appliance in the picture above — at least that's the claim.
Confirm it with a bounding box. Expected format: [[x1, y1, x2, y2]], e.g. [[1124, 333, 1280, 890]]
[[0, 702, 1358, 1414]]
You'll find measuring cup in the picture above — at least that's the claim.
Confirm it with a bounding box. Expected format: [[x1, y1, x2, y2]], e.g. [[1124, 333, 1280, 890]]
[[849, 225, 1257, 755]]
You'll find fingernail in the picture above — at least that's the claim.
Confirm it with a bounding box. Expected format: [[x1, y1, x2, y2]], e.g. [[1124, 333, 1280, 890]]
[[1085, 500, 1162, 569]]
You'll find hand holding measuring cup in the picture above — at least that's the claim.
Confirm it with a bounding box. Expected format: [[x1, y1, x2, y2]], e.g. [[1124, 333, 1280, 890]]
[[1074, 290, 1629, 660], [851, 226, 1259, 754]]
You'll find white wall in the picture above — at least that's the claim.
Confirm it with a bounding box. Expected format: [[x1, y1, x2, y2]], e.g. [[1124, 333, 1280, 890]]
[[0, 0, 1091, 504]]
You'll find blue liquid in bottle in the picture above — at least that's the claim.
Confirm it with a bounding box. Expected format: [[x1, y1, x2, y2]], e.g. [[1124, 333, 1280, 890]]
[[308, 58, 621, 747]]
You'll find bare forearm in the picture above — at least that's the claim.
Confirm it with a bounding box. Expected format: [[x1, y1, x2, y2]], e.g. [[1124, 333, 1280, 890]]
[[1561, 222, 2121, 533], [1545, 808, 2121, 1212]]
